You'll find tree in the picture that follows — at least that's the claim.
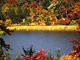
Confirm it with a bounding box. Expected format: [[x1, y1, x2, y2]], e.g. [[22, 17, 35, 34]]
[[26, 0, 31, 4], [23, 7, 30, 19], [6, 6, 17, 23], [40, 0, 52, 10], [16, 5, 23, 23], [6, 5, 24, 23], [0, 0, 7, 21], [0, 7, 5, 21], [0, 23, 13, 60], [8, 0, 16, 4]]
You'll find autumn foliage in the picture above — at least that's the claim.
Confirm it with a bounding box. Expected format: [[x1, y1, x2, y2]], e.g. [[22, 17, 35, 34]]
[[69, 20, 80, 59], [0, 0, 80, 60], [0, 0, 80, 26], [22, 48, 47, 60]]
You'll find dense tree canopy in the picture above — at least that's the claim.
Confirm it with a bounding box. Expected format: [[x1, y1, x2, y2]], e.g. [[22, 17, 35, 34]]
[[0, 0, 80, 25]]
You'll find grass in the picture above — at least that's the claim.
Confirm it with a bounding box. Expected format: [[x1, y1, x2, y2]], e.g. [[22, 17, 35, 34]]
[[7, 25, 79, 31]]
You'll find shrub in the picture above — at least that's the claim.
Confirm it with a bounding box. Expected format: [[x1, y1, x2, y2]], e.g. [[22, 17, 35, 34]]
[[22, 49, 47, 60], [70, 33, 80, 59], [45, 21, 51, 26], [5, 19, 12, 26], [16, 52, 23, 60], [69, 23, 80, 59], [22, 45, 35, 57], [54, 48, 61, 60], [22, 45, 48, 60], [70, 20, 77, 25], [46, 51, 54, 60], [0, 51, 11, 60]]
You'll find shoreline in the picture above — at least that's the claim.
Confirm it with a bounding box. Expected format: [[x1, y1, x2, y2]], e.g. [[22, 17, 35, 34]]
[[7, 25, 80, 31]]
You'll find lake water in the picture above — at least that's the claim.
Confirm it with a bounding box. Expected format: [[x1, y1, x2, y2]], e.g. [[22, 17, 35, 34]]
[[1, 31, 78, 59]]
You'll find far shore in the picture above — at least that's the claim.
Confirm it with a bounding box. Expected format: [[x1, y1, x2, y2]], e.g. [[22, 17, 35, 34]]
[[7, 25, 80, 31]]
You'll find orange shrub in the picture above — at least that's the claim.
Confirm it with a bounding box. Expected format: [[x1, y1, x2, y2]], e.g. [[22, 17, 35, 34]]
[[5, 19, 12, 25]]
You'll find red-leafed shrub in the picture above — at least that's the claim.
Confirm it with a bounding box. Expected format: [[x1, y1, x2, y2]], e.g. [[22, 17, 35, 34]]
[[22, 49, 47, 60], [70, 33, 80, 58], [70, 21, 80, 58]]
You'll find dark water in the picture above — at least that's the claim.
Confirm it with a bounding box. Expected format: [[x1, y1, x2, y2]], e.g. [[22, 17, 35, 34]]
[[2, 31, 78, 59]]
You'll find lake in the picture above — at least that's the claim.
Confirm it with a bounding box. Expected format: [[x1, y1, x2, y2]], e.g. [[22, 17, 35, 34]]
[[2, 31, 78, 59]]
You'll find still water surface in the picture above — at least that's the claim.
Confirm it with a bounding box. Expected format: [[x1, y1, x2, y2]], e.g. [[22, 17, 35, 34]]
[[2, 31, 78, 59]]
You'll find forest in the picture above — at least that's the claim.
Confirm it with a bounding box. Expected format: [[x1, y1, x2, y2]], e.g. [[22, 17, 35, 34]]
[[0, 0, 80, 60], [0, 0, 80, 26]]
